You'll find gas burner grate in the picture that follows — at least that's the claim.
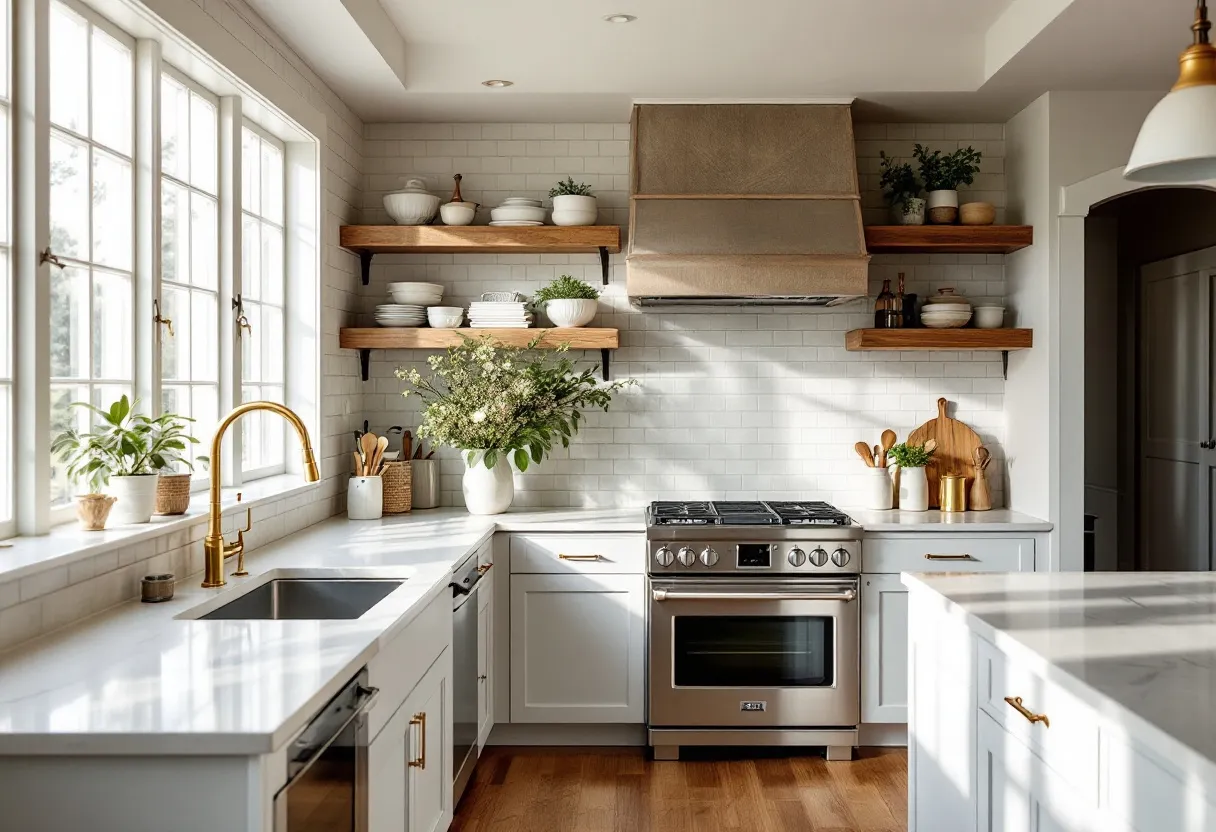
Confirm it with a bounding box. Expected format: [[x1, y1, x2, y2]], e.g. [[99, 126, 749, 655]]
[[709, 501, 781, 525], [765, 501, 853, 526], [649, 501, 717, 525]]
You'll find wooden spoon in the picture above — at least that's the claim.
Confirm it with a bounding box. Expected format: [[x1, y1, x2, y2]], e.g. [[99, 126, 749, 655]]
[[924, 438, 938, 453], [975, 446, 991, 471], [880, 429, 896, 466], [369, 436, 389, 475], [403, 430, 412, 461], [360, 432, 378, 476], [352, 450, 363, 476], [854, 441, 875, 467]]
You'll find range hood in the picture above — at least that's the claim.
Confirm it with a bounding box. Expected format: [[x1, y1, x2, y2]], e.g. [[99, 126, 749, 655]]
[[627, 103, 869, 306]]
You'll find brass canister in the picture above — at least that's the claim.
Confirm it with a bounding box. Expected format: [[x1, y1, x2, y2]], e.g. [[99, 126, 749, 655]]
[[939, 472, 968, 512]]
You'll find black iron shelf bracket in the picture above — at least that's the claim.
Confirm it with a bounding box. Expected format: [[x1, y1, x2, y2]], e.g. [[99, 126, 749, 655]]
[[1002, 351, 1009, 380], [601, 349, 610, 381], [359, 349, 371, 381], [360, 251, 373, 286], [599, 247, 610, 286]]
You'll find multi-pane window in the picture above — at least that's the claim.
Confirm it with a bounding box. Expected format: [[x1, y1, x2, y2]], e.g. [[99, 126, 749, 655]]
[[160, 72, 219, 471], [48, 1, 134, 507], [0, 0, 10, 532], [240, 124, 286, 476]]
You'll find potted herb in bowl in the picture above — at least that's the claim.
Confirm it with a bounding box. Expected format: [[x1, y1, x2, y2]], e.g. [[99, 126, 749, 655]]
[[51, 396, 208, 526], [548, 177, 597, 226], [396, 337, 633, 515], [914, 143, 983, 225], [879, 152, 924, 225], [889, 441, 936, 512], [534, 274, 599, 328]]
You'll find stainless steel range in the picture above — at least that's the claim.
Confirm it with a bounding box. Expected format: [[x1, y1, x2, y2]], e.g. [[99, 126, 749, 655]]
[[646, 500, 862, 761]]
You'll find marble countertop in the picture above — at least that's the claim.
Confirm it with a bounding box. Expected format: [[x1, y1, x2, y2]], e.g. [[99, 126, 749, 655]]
[[904, 571, 1216, 774], [847, 508, 1052, 532], [0, 508, 641, 756]]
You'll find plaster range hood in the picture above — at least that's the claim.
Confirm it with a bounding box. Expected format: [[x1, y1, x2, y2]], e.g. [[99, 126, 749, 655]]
[[626, 102, 869, 306]]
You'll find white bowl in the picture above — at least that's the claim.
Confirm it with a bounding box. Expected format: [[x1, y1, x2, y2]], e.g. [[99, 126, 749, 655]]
[[544, 298, 598, 328], [391, 293, 443, 305], [387, 282, 443, 292], [551, 209, 598, 227], [490, 205, 547, 224], [501, 197, 543, 207], [973, 306, 1006, 329], [921, 310, 972, 328], [383, 179, 440, 225], [439, 202, 477, 226]]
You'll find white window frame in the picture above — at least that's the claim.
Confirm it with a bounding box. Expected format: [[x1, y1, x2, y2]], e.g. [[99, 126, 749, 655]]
[[4, 0, 324, 539], [46, 0, 137, 524], [0, 0, 12, 540]]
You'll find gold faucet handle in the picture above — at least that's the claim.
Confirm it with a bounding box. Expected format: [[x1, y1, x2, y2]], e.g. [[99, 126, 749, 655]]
[[231, 493, 252, 577]]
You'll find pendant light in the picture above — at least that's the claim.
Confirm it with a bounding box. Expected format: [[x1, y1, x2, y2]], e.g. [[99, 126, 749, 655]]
[[1126, 0, 1216, 182]]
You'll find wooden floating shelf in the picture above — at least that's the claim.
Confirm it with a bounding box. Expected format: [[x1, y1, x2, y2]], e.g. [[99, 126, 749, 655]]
[[845, 328, 1033, 351], [864, 225, 1033, 255], [340, 327, 620, 381], [339, 225, 623, 286]]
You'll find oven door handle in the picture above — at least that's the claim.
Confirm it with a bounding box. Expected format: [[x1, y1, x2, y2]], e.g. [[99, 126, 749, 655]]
[[651, 588, 857, 602]]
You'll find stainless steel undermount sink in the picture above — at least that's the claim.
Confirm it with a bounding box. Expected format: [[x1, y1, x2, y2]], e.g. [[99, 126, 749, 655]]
[[199, 578, 404, 620]]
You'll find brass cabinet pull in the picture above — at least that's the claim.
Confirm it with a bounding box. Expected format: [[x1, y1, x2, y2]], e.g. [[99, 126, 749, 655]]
[[408, 712, 426, 768], [1004, 696, 1050, 728], [476, 562, 493, 574], [558, 553, 601, 561], [924, 553, 975, 561]]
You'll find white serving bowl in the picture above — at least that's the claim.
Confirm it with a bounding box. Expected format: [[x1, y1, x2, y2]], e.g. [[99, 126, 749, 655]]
[[501, 197, 543, 207], [490, 205, 547, 224], [544, 298, 598, 328], [387, 282, 443, 293], [383, 179, 440, 225], [920, 310, 972, 328], [551, 208, 598, 227], [439, 202, 477, 226], [973, 306, 1006, 329], [427, 306, 465, 327]]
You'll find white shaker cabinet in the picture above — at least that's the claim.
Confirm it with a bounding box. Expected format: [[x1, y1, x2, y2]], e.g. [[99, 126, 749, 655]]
[[477, 564, 494, 748], [509, 572, 646, 723], [368, 649, 453, 832]]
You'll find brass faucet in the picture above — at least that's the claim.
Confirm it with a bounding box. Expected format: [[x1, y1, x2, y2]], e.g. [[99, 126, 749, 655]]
[[201, 402, 321, 588]]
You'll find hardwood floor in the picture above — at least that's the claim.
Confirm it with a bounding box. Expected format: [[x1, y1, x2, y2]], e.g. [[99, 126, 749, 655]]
[[451, 746, 907, 832]]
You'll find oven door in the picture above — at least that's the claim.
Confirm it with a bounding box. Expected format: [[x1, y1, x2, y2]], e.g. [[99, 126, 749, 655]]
[[648, 578, 859, 729]]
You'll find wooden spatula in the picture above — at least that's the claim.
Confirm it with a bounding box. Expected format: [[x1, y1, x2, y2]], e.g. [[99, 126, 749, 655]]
[[854, 441, 875, 467], [369, 436, 389, 475], [880, 429, 896, 466]]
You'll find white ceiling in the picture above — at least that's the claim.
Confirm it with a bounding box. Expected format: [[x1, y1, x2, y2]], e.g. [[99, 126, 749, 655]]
[[242, 0, 1189, 123]]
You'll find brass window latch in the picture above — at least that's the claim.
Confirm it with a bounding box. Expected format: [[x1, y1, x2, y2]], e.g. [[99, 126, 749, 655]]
[[39, 248, 65, 269], [153, 298, 174, 338], [232, 295, 252, 336]]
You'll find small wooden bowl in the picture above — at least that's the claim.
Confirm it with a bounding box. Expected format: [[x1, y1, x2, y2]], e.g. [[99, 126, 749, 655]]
[[959, 202, 996, 226]]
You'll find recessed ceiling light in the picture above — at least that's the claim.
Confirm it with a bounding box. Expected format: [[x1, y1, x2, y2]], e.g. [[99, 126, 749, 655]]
[[602, 13, 636, 23], [481, 79, 514, 88]]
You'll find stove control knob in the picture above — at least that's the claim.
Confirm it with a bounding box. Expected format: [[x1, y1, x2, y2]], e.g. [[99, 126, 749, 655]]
[[809, 547, 829, 568], [676, 546, 697, 567], [699, 547, 719, 567], [654, 545, 675, 567], [787, 547, 806, 567], [831, 547, 852, 568]]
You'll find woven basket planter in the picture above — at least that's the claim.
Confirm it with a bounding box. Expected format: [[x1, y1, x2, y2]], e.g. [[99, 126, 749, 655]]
[[382, 461, 413, 514], [155, 473, 193, 515]]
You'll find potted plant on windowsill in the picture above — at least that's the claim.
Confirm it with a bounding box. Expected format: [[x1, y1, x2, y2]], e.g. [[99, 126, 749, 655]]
[[396, 336, 633, 515], [534, 274, 599, 328], [914, 143, 983, 225], [879, 152, 924, 225], [153, 413, 210, 516], [548, 177, 597, 226], [51, 395, 208, 527]]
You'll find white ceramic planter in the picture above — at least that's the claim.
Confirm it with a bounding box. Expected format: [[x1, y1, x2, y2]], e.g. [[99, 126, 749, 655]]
[[545, 298, 598, 328], [898, 466, 930, 512], [863, 467, 894, 510], [108, 474, 159, 525], [551, 194, 597, 226], [892, 197, 925, 226], [926, 190, 959, 224], [347, 476, 384, 520], [462, 451, 514, 515]]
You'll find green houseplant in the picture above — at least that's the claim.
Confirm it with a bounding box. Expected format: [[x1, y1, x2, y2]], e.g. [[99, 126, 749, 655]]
[[396, 336, 632, 514], [914, 144, 984, 224], [534, 274, 600, 328], [51, 395, 208, 527], [879, 152, 925, 225], [548, 177, 597, 226], [888, 441, 935, 512]]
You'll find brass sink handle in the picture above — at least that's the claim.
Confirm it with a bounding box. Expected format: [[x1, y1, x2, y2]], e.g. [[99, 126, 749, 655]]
[[231, 493, 253, 577], [1004, 695, 1050, 728]]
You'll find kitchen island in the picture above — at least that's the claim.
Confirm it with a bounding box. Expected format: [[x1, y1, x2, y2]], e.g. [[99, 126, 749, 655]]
[[906, 571, 1216, 832]]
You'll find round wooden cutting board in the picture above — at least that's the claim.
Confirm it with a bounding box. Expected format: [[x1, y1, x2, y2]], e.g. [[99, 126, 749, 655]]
[[906, 397, 982, 509]]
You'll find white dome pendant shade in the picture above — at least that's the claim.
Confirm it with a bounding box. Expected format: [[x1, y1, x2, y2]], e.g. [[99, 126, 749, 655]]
[[1126, 0, 1216, 183]]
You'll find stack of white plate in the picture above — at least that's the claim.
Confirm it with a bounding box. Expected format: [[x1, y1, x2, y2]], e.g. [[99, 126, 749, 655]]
[[387, 282, 444, 305], [489, 198, 546, 227], [375, 304, 427, 327], [468, 301, 533, 328]]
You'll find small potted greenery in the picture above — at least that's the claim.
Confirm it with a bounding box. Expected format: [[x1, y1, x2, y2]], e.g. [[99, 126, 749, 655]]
[[153, 414, 210, 516], [534, 274, 599, 328], [396, 337, 633, 515], [889, 441, 936, 512], [914, 143, 983, 225], [51, 395, 208, 527], [548, 177, 597, 226], [879, 152, 924, 225]]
